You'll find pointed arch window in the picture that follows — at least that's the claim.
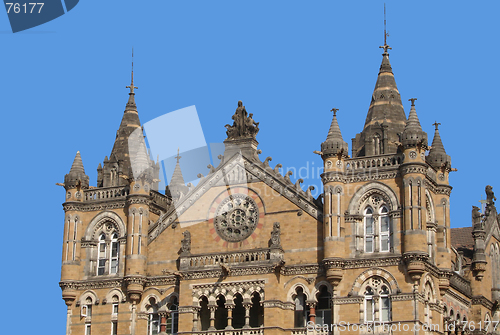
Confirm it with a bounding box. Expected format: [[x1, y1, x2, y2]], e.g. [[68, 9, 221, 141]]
[[380, 286, 390, 322], [362, 277, 392, 323], [110, 233, 119, 274], [294, 287, 309, 327], [316, 286, 332, 326], [167, 297, 179, 334], [363, 203, 391, 253], [95, 227, 121, 276], [364, 208, 374, 253], [379, 206, 390, 252], [364, 286, 375, 322], [97, 234, 107, 275], [147, 298, 160, 335]]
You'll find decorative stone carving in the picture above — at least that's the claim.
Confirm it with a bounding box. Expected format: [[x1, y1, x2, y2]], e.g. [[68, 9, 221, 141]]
[[180, 230, 191, 256], [214, 194, 259, 242], [270, 222, 281, 249], [472, 206, 483, 230]]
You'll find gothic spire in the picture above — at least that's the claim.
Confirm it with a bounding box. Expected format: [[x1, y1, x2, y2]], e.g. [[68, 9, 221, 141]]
[[64, 151, 89, 190], [166, 148, 189, 198], [427, 122, 451, 170], [321, 108, 348, 157], [352, 46, 407, 157], [401, 98, 428, 148], [99, 61, 148, 187]]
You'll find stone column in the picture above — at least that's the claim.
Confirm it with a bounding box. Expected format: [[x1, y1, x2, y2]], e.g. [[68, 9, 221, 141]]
[[208, 304, 216, 331], [158, 306, 169, 334], [243, 301, 252, 329], [307, 301, 317, 324], [192, 307, 200, 332], [66, 306, 71, 335], [225, 303, 235, 330]]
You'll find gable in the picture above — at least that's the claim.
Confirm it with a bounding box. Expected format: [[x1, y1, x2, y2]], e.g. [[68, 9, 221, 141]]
[[148, 153, 322, 244]]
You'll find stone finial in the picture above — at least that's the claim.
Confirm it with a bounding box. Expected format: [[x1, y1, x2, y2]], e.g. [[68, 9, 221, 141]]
[[486, 185, 496, 206], [379, 44, 392, 54], [472, 206, 483, 230]]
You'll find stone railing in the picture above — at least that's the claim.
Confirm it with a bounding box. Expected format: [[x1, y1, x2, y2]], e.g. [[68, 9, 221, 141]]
[[191, 329, 263, 335], [291, 329, 330, 335], [84, 186, 129, 201], [180, 248, 284, 271], [450, 272, 472, 297], [150, 190, 170, 210], [346, 153, 403, 171]]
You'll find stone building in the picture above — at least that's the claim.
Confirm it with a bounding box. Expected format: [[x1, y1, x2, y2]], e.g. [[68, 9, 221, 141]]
[[59, 43, 500, 335]]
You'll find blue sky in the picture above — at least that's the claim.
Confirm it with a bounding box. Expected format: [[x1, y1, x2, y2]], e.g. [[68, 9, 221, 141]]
[[1, 1, 499, 332]]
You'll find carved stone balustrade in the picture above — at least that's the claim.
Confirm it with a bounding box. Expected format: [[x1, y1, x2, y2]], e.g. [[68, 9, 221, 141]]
[[84, 186, 129, 201], [179, 248, 283, 271], [190, 329, 263, 335], [346, 153, 403, 171]]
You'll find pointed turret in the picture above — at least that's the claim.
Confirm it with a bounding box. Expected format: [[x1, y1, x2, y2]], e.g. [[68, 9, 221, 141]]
[[321, 108, 348, 157], [99, 67, 155, 187], [352, 45, 407, 157], [166, 149, 189, 198], [64, 151, 89, 190], [427, 122, 451, 170], [401, 98, 428, 148]]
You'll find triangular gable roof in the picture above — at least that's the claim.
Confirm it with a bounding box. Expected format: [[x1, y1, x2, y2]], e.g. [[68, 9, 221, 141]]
[[148, 153, 322, 243]]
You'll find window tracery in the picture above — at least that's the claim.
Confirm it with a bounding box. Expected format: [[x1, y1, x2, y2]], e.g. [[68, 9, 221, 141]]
[[361, 276, 392, 323], [363, 201, 391, 253]]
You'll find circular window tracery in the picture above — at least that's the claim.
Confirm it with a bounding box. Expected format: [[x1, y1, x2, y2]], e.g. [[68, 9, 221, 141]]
[[214, 194, 259, 242]]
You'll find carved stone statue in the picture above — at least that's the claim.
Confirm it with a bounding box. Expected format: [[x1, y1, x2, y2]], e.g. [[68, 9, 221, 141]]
[[486, 185, 496, 205], [180, 230, 191, 255], [270, 222, 281, 249], [472, 206, 483, 229], [225, 101, 260, 140]]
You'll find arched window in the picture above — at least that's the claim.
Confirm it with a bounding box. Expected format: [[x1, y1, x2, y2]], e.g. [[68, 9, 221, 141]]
[[364, 286, 375, 322], [110, 233, 119, 274], [95, 228, 120, 276], [147, 298, 159, 335], [232, 294, 245, 329], [83, 297, 93, 335], [97, 234, 106, 275], [380, 286, 390, 322], [294, 287, 309, 327], [167, 296, 178, 334], [364, 207, 374, 253], [363, 203, 391, 253], [199, 297, 210, 331], [316, 286, 332, 326], [215, 295, 228, 330], [362, 277, 392, 323], [379, 206, 390, 252], [249, 293, 264, 328]]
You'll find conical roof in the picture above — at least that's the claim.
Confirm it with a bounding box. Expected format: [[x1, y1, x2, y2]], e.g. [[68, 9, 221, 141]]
[[64, 151, 89, 189], [352, 46, 407, 157], [321, 109, 348, 157], [401, 99, 427, 147], [166, 149, 189, 198], [427, 122, 451, 170], [104, 72, 146, 184], [364, 49, 406, 128], [69, 151, 85, 175]]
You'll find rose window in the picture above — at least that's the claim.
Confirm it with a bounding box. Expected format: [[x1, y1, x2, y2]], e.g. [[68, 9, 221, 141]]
[[214, 194, 259, 242]]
